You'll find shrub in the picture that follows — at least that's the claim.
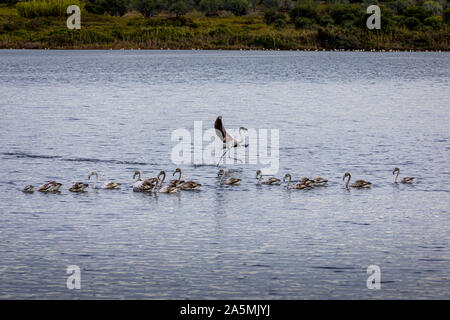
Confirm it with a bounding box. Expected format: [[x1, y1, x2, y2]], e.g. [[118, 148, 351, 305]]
[[403, 6, 433, 22], [224, 0, 249, 16], [274, 17, 287, 29], [264, 8, 286, 24], [102, 0, 127, 16], [262, 0, 282, 9], [199, 0, 222, 16], [84, 2, 105, 15], [423, 16, 442, 29], [444, 8, 450, 24], [387, 0, 414, 15], [0, 0, 18, 6], [329, 4, 364, 27], [403, 16, 421, 29], [17, 0, 83, 18], [319, 15, 334, 27], [290, 4, 318, 22], [132, 0, 161, 17], [294, 16, 316, 29], [423, 1, 443, 15], [169, 0, 190, 16]]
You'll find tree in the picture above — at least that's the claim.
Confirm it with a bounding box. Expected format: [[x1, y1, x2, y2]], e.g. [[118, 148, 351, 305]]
[[423, 1, 443, 15], [403, 6, 433, 22], [224, 0, 250, 16], [199, 0, 222, 16], [403, 16, 421, 29], [102, 0, 128, 16], [264, 8, 286, 24], [289, 4, 318, 22], [444, 8, 450, 24], [329, 4, 364, 27], [263, 0, 282, 10], [133, 0, 161, 17], [170, 0, 190, 16], [294, 17, 316, 29]]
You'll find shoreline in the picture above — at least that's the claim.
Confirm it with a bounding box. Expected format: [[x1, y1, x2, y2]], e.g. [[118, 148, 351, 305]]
[[1, 47, 447, 52]]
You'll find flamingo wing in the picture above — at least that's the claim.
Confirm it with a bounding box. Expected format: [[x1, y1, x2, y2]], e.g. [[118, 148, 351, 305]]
[[215, 116, 235, 143]]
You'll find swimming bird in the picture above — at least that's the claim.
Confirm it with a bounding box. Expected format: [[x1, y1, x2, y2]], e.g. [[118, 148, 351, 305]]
[[169, 168, 185, 187], [69, 182, 89, 193], [313, 177, 328, 186], [88, 171, 121, 189], [38, 181, 62, 193], [219, 170, 241, 186], [156, 171, 179, 193], [393, 167, 414, 184], [214, 116, 248, 166], [22, 185, 34, 193], [283, 174, 309, 190], [299, 177, 316, 189], [133, 171, 158, 192], [256, 170, 281, 185], [172, 168, 201, 190], [343, 172, 371, 189]]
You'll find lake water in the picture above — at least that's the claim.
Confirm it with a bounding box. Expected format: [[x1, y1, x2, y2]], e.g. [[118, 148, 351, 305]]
[[0, 50, 449, 299]]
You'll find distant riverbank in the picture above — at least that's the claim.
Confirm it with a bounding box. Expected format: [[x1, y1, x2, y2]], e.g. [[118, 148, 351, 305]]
[[1, 5, 449, 50]]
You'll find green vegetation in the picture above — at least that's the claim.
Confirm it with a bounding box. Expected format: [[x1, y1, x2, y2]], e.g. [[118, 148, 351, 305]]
[[0, 0, 448, 50], [16, 0, 83, 18]]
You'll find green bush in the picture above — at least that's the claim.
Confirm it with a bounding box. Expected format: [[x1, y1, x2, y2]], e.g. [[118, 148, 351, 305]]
[[262, 0, 282, 9], [423, 1, 443, 15], [423, 16, 442, 29], [444, 8, 450, 24], [17, 0, 83, 18], [84, 2, 105, 15], [102, 0, 127, 16], [264, 8, 286, 24], [224, 0, 250, 16], [0, 0, 18, 6], [387, 0, 414, 15], [132, 0, 161, 17], [329, 4, 364, 27], [274, 17, 287, 29], [199, 0, 222, 16], [169, 0, 190, 16], [289, 4, 318, 22], [294, 16, 316, 29], [403, 6, 433, 22], [319, 15, 334, 27], [403, 16, 421, 29]]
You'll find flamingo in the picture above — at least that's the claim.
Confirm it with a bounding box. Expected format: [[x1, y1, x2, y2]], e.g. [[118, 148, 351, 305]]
[[214, 116, 248, 166], [38, 181, 62, 193], [22, 185, 35, 193], [393, 167, 414, 184], [88, 171, 121, 190], [343, 172, 371, 189], [256, 170, 281, 185]]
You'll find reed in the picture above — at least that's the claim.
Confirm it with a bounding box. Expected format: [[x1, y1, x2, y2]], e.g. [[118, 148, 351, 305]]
[[16, 0, 82, 18]]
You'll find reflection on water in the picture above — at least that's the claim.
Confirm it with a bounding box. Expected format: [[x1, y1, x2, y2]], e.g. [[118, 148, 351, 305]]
[[0, 50, 449, 299]]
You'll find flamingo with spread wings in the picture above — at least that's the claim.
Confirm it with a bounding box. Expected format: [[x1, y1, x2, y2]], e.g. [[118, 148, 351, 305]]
[[214, 116, 248, 166]]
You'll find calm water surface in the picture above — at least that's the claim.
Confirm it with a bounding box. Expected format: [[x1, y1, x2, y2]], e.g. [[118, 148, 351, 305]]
[[0, 50, 449, 299]]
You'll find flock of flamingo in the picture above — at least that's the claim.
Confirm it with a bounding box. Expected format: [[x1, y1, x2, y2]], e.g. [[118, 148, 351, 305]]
[[19, 117, 415, 194], [20, 166, 415, 194]]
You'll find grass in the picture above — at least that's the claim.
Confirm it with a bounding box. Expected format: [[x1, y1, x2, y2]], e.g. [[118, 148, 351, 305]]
[[16, 0, 83, 19], [0, 4, 448, 50]]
